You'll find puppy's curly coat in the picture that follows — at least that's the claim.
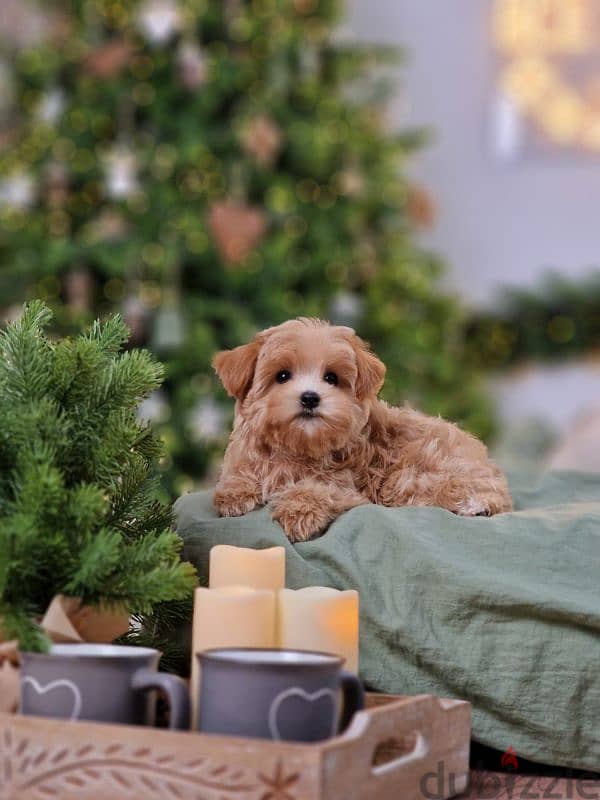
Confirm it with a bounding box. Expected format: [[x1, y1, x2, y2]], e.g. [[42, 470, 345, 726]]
[[213, 318, 511, 542]]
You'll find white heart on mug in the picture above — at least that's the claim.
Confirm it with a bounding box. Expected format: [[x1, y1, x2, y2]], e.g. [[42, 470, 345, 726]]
[[21, 676, 83, 721], [268, 687, 337, 741]]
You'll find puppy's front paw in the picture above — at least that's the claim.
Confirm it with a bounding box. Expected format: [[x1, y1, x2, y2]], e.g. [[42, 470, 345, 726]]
[[214, 486, 261, 518], [271, 500, 330, 543], [456, 497, 490, 517], [455, 489, 512, 517]]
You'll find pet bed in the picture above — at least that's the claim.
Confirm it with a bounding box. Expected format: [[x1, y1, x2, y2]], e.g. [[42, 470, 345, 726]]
[[175, 469, 600, 771]]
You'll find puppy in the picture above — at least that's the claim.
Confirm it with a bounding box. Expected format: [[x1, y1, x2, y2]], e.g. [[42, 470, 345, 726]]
[[213, 318, 512, 542]]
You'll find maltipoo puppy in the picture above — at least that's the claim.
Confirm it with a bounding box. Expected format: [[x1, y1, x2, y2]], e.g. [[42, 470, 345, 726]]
[[213, 318, 511, 542]]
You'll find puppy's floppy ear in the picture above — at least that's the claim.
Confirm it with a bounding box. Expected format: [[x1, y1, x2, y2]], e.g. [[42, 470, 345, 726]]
[[212, 340, 260, 401], [352, 336, 386, 399]]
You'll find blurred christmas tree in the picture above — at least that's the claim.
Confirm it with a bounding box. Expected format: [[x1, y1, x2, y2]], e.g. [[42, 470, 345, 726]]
[[0, 0, 494, 499]]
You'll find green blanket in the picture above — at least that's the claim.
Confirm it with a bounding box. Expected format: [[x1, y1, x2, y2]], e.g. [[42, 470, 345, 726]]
[[175, 470, 600, 771]]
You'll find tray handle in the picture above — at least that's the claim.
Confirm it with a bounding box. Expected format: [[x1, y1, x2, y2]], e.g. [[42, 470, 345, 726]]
[[337, 695, 439, 792], [371, 730, 428, 775]]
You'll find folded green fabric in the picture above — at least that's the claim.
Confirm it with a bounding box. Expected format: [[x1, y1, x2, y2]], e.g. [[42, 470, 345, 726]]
[[175, 470, 600, 771]]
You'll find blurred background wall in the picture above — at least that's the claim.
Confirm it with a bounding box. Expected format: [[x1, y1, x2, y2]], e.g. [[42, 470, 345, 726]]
[[347, 0, 600, 438], [348, 0, 600, 304]]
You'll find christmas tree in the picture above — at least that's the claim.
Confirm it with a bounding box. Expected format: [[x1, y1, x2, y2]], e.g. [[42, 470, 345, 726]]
[[0, 300, 196, 651], [0, 0, 494, 499]]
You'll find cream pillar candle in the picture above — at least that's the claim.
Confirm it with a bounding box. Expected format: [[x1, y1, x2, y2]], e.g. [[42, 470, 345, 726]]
[[190, 586, 276, 727], [277, 587, 359, 673], [209, 545, 285, 590]]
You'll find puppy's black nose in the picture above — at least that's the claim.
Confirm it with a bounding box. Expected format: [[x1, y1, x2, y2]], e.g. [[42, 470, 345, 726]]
[[300, 391, 320, 409]]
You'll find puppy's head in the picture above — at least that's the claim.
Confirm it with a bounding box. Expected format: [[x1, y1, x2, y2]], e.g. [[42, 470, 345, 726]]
[[213, 318, 385, 457]]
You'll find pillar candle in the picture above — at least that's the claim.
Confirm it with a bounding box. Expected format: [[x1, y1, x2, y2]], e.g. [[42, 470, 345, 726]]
[[190, 586, 276, 727], [277, 587, 359, 673], [209, 545, 285, 590]]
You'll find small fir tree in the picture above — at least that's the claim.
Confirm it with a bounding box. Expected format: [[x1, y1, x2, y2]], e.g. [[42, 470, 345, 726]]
[[0, 300, 196, 651]]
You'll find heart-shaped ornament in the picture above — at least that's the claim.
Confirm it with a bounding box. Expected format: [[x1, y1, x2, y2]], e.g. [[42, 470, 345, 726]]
[[208, 202, 267, 265], [268, 687, 337, 741], [21, 676, 83, 721]]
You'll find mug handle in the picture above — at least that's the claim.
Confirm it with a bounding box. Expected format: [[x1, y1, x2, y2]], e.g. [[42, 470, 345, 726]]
[[338, 670, 365, 733], [131, 668, 190, 730]]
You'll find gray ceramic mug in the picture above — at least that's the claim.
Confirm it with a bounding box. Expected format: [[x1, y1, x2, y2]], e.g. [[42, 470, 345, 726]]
[[197, 648, 364, 742], [20, 644, 190, 729]]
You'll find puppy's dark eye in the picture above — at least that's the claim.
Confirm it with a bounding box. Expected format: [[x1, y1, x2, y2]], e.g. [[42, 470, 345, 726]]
[[324, 371, 338, 386], [276, 370, 291, 383]]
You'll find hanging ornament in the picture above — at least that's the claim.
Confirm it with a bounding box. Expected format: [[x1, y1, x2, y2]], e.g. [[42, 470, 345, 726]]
[[292, 0, 318, 14], [0, 130, 16, 153], [137, 0, 181, 45], [137, 388, 170, 424], [0, 61, 14, 119], [48, 9, 73, 46], [336, 166, 365, 197], [1, 0, 47, 48], [330, 291, 364, 327], [223, 0, 242, 25], [151, 295, 185, 353], [104, 146, 139, 200], [90, 209, 129, 241], [45, 162, 69, 208], [357, 237, 378, 281], [208, 201, 267, 265], [85, 39, 133, 78], [299, 45, 320, 78], [122, 294, 150, 344], [188, 396, 226, 442], [65, 268, 94, 314], [0, 172, 35, 209], [406, 184, 436, 229], [240, 115, 283, 167], [268, 51, 291, 94], [177, 41, 208, 90], [36, 88, 65, 125]]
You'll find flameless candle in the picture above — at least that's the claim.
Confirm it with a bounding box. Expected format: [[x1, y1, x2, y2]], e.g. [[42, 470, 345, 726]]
[[209, 545, 285, 591], [190, 586, 277, 727], [277, 587, 359, 673]]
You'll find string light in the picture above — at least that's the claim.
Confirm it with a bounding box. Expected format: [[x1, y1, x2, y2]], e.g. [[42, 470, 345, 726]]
[[495, 0, 600, 150], [494, 0, 590, 54]]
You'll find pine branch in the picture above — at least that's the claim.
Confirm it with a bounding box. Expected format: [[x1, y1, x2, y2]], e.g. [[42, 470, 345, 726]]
[[85, 314, 130, 357], [124, 598, 194, 675], [0, 603, 49, 653], [0, 301, 54, 403], [0, 302, 197, 653]]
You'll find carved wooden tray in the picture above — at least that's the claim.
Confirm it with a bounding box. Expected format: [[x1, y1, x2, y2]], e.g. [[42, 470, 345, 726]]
[[0, 693, 471, 800]]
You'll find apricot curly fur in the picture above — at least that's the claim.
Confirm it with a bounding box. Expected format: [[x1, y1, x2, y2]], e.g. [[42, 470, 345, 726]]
[[213, 318, 512, 542]]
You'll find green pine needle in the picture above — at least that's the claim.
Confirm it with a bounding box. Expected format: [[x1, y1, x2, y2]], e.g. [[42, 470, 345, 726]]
[[0, 302, 197, 652]]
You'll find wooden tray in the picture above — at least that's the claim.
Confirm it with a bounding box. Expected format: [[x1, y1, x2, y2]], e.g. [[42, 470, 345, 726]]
[[0, 694, 471, 800]]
